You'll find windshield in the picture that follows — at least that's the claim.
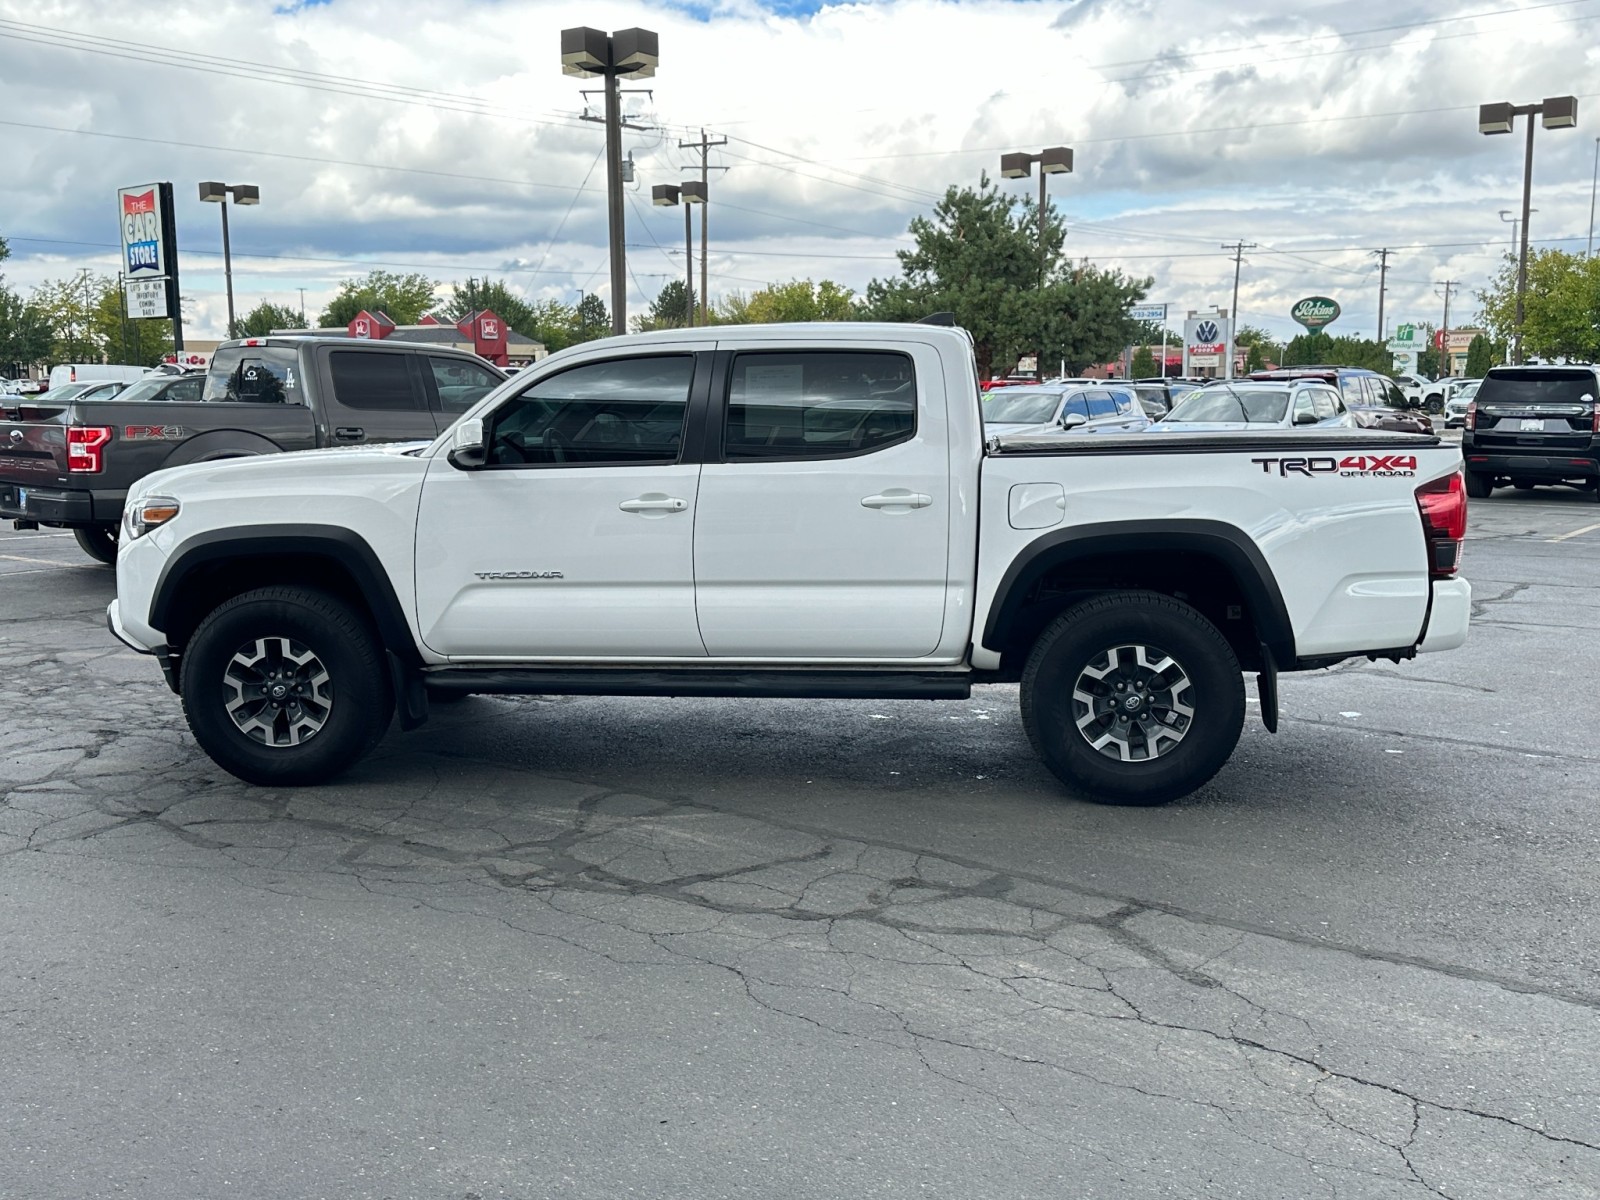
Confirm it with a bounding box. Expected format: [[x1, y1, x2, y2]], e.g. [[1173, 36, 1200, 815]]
[[982, 388, 1062, 424], [82, 376, 165, 403], [1477, 369, 1597, 407], [1164, 387, 1290, 423]]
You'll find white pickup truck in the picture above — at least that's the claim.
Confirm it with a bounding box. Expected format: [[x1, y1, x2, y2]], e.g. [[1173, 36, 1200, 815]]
[[107, 323, 1471, 805]]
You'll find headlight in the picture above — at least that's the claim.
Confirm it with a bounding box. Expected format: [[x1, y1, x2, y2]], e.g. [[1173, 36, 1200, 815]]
[[123, 496, 180, 541]]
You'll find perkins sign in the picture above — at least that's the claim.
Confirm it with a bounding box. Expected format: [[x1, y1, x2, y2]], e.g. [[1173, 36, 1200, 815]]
[[1290, 296, 1341, 331]]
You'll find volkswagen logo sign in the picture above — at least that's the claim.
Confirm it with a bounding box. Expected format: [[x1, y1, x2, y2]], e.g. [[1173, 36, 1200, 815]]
[[1194, 320, 1220, 343]]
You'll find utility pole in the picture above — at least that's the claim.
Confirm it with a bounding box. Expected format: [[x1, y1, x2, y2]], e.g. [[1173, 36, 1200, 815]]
[[298, 288, 307, 326], [679, 129, 727, 325], [76, 268, 92, 361], [1588, 136, 1599, 257], [1221, 242, 1257, 379], [1436, 280, 1459, 379], [1371, 248, 1392, 340]]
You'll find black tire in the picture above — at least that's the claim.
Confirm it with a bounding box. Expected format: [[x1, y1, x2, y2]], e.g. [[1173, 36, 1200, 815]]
[[1465, 471, 1494, 499], [179, 586, 393, 786], [1020, 592, 1244, 807], [73, 525, 118, 566]]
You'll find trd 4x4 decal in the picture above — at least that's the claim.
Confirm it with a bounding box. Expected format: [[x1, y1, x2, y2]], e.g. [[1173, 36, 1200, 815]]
[[1251, 455, 1418, 478]]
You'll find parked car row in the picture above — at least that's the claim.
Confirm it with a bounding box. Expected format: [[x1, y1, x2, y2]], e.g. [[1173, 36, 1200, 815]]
[[981, 366, 1433, 437]]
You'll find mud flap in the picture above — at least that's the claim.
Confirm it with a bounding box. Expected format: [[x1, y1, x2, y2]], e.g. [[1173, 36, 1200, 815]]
[[388, 651, 429, 731], [1256, 644, 1279, 734]]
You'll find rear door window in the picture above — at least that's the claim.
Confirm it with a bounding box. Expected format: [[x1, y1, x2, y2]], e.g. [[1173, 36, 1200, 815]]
[[1085, 391, 1117, 419], [327, 351, 424, 411], [722, 350, 915, 460], [1339, 376, 1366, 407]]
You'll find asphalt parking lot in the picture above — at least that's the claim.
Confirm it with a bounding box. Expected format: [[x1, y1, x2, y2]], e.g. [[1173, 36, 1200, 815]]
[[3, 485, 1598, 1199]]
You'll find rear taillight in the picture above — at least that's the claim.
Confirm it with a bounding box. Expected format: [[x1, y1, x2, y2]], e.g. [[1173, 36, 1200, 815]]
[[1592, 405, 1599, 434], [1465, 400, 1476, 431], [1415, 471, 1466, 579], [67, 426, 112, 474]]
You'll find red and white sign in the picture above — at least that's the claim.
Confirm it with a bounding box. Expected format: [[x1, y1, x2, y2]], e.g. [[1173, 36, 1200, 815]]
[[480, 318, 499, 339], [353, 318, 371, 338]]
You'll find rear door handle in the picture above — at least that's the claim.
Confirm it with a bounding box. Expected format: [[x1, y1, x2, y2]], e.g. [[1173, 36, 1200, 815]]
[[619, 494, 688, 515], [335, 426, 365, 442], [861, 489, 932, 510]]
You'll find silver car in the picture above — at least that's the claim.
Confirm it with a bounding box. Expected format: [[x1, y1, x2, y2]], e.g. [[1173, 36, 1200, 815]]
[[1151, 380, 1357, 432], [981, 383, 1151, 436]]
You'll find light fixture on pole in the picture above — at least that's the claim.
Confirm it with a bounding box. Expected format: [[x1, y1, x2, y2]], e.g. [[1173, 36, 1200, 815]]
[[1479, 95, 1578, 363], [1498, 207, 1537, 256], [562, 25, 659, 336], [651, 181, 706, 326], [999, 146, 1073, 288], [198, 181, 260, 339]]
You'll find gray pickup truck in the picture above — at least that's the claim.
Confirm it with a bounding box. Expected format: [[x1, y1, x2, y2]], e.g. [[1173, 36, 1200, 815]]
[[1, 336, 505, 562]]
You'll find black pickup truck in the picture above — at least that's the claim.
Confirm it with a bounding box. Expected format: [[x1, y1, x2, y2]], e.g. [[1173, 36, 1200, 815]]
[[1, 336, 506, 562]]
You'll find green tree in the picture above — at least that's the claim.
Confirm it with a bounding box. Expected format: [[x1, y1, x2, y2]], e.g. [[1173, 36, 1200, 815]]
[[237, 301, 305, 339], [0, 289, 53, 373], [1478, 248, 1600, 362], [318, 270, 439, 327], [1464, 334, 1496, 377], [573, 293, 609, 343], [1130, 346, 1157, 376], [736, 278, 859, 323], [1245, 343, 1264, 372], [861, 176, 1149, 377], [441, 277, 536, 336], [30, 275, 108, 362], [638, 279, 697, 331]]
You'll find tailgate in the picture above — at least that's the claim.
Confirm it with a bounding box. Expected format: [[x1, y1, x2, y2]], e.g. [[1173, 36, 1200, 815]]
[[1472, 369, 1597, 451], [0, 402, 73, 483]]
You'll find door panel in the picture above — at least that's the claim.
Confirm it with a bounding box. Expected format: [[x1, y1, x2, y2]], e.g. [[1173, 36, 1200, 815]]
[[315, 346, 441, 443], [414, 351, 705, 659], [694, 346, 950, 659]]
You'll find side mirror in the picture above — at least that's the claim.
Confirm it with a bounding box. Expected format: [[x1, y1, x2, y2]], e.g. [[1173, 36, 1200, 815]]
[[1294, 411, 1318, 426], [1583, 394, 1597, 406], [446, 417, 487, 470], [1060, 412, 1088, 430]]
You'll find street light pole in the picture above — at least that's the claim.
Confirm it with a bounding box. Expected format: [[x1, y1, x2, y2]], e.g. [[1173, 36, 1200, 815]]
[[1000, 147, 1073, 373], [1479, 95, 1578, 363], [651, 181, 705, 328], [199, 182, 260, 339], [562, 26, 659, 337], [1588, 136, 1599, 257]]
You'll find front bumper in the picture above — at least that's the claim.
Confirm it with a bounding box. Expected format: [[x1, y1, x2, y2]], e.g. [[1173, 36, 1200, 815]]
[[1419, 578, 1471, 653], [107, 599, 179, 692]]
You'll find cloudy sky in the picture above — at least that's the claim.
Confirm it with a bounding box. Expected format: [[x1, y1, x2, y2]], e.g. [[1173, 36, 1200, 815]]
[[1, 0, 1596, 343]]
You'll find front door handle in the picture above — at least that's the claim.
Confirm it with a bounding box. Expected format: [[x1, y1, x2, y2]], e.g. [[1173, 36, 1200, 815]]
[[619, 494, 689, 515], [335, 426, 366, 442], [861, 489, 932, 511]]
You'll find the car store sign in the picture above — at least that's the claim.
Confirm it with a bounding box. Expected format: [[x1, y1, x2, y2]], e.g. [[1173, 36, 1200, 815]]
[[1290, 296, 1341, 331]]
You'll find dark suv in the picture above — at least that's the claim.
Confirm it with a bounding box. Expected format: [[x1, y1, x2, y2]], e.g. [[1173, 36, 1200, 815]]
[[1462, 365, 1600, 500]]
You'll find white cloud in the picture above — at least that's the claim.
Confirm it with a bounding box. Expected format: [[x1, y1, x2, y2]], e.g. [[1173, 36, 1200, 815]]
[[0, 0, 1594, 340]]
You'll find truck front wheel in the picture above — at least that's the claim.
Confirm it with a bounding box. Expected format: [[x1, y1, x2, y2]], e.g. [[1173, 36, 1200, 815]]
[[73, 525, 118, 566], [179, 586, 393, 786], [1020, 592, 1245, 806]]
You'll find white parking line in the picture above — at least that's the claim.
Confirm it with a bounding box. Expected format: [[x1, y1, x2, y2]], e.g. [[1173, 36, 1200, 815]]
[[0, 552, 78, 566], [1546, 522, 1600, 543], [0, 532, 72, 542]]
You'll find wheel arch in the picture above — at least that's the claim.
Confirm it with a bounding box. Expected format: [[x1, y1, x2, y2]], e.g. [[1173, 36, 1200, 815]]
[[982, 520, 1296, 673], [151, 525, 418, 667]]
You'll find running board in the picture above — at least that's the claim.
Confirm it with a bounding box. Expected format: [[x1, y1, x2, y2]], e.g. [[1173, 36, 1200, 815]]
[[421, 666, 973, 701]]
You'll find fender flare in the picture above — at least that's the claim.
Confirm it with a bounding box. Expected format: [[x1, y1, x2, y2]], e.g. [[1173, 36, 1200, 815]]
[[158, 429, 287, 468], [150, 524, 418, 666], [981, 519, 1296, 667]]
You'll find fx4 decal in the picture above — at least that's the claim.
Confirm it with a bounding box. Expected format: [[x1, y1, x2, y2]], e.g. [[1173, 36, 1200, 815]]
[[123, 425, 187, 441], [1251, 455, 1418, 478]]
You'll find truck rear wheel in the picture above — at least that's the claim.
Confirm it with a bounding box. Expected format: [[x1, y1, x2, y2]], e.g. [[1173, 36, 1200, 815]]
[[1465, 472, 1493, 499], [73, 525, 118, 566], [1020, 592, 1244, 806], [179, 586, 393, 786]]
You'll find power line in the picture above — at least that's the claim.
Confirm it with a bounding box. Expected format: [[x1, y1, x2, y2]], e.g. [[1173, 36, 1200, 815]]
[[1084, 0, 1597, 73]]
